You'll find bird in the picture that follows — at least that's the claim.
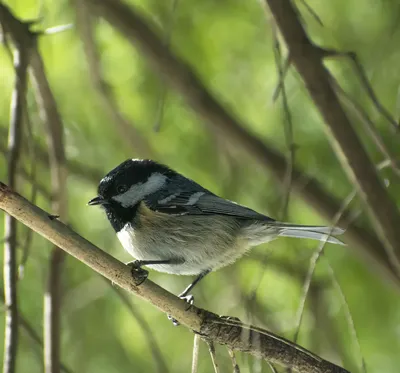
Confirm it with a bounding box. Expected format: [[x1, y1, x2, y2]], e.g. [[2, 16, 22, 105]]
[[88, 159, 344, 303]]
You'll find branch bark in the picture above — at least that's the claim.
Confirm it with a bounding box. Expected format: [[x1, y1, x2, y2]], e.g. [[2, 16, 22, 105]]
[[0, 183, 349, 373], [84, 0, 400, 289], [265, 0, 400, 273]]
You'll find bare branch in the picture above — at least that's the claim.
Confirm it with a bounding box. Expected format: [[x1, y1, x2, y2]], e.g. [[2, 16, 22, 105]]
[[323, 261, 367, 373], [332, 78, 400, 176], [292, 189, 357, 348], [265, 0, 400, 274], [228, 349, 241, 373], [207, 341, 220, 373], [191, 334, 201, 373], [268, 362, 279, 373], [345, 53, 399, 132], [19, 102, 38, 278], [272, 56, 291, 102], [84, 0, 400, 288], [297, 0, 323, 26], [0, 183, 349, 372]]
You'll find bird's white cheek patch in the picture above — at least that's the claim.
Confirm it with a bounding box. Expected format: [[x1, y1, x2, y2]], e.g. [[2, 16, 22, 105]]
[[113, 173, 167, 207]]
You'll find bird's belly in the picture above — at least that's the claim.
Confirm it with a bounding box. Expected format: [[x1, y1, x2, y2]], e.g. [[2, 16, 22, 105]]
[[116, 209, 247, 276]]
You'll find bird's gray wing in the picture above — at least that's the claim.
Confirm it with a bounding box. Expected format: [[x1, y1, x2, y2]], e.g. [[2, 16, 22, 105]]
[[144, 177, 273, 221]]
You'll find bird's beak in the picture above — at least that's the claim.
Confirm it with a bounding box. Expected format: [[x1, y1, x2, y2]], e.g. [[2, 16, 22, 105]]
[[88, 196, 108, 206]]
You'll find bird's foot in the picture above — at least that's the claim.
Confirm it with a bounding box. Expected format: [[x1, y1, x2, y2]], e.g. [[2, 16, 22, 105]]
[[168, 293, 195, 326], [126, 260, 149, 286]]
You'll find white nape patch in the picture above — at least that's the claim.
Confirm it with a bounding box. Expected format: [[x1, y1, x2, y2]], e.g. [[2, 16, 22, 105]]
[[113, 172, 167, 207], [158, 192, 180, 205], [185, 192, 205, 205]]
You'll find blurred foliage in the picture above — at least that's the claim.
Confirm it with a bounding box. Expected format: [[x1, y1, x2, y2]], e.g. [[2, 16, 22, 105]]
[[1, 0, 400, 372]]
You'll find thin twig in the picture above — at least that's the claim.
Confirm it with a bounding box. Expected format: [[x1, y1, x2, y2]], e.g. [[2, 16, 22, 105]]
[[268, 362, 279, 373], [292, 189, 357, 346], [0, 4, 33, 372], [323, 261, 367, 373], [207, 341, 220, 373], [297, 0, 323, 26], [191, 334, 201, 373], [73, 0, 153, 157], [272, 56, 291, 102], [228, 348, 241, 373], [332, 78, 400, 176], [346, 53, 399, 132], [0, 183, 350, 373], [272, 25, 295, 220], [19, 105, 38, 279]]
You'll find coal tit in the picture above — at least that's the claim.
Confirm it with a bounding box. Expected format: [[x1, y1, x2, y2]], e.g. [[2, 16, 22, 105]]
[[88, 159, 344, 300]]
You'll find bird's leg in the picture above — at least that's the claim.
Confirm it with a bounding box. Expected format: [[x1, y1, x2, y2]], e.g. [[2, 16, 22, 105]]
[[126, 259, 175, 286], [178, 269, 211, 301], [169, 269, 211, 326]]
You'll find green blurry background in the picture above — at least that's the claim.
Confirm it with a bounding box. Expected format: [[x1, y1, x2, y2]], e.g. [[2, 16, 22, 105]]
[[1, 0, 400, 372]]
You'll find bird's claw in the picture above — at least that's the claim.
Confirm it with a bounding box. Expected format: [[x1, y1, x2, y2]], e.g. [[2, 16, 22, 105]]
[[180, 294, 194, 306], [168, 293, 195, 326], [126, 260, 149, 286]]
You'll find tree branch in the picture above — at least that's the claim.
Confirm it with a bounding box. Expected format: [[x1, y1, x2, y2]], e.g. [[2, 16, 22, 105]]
[[265, 0, 400, 273], [84, 0, 400, 289], [0, 183, 349, 373]]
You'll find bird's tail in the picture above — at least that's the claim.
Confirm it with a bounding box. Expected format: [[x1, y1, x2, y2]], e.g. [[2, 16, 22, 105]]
[[275, 223, 345, 245]]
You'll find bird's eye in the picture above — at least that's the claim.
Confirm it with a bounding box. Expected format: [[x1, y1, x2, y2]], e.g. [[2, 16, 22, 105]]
[[116, 184, 128, 194]]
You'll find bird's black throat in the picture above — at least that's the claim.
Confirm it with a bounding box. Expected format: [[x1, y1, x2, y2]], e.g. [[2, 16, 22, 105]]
[[103, 201, 140, 232]]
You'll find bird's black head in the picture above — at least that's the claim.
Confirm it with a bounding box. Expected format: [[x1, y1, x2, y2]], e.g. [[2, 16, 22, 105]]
[[88, 159, 175, 231]]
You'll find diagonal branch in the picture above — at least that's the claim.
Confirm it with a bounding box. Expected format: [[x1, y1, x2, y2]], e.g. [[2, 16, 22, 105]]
[[84, 0, 400, 288], [0, 182, 349, 373], [265, 0, 400, 273]]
